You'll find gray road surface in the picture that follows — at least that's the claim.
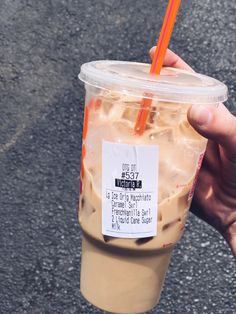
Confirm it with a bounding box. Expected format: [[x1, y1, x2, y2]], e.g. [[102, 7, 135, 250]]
[[0, 1, 235, 313]]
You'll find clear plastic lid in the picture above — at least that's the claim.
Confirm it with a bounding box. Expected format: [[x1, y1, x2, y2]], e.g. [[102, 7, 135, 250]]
[[79, 60, 228, 104]]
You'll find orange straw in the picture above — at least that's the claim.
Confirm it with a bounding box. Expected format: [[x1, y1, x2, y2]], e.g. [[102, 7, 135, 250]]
[[134, 0, 181, 135]]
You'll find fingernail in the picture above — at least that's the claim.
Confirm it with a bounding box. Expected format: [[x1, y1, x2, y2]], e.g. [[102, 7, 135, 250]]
[[149, 46, 155, 55], [189, 105, 212, 126]]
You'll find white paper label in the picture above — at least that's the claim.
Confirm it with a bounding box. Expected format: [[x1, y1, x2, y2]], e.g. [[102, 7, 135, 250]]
[[102, 141, 159, 238]]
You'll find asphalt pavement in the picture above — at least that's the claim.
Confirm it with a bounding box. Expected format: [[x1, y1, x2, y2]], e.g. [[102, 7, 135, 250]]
[[0, 1, 235, 313]]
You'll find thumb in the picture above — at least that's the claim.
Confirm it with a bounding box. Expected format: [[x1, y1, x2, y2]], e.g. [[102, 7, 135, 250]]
[[187, 103, 236, 160]]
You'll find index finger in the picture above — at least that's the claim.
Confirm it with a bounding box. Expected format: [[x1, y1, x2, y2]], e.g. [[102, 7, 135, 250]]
[[149, 47, 194, 72]]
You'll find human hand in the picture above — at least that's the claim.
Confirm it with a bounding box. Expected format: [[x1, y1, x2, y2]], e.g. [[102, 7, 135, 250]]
[[150, 48, 236, 257]]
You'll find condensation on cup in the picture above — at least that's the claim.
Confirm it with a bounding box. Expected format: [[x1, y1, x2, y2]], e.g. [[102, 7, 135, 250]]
[[78, 61, 228, 314]]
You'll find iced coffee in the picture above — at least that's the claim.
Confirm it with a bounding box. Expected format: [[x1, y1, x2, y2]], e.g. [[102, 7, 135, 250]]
[[78, 61, 228, 313]]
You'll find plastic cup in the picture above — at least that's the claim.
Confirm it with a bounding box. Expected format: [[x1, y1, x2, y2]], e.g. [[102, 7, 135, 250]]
[[78, 61, 228, 314]]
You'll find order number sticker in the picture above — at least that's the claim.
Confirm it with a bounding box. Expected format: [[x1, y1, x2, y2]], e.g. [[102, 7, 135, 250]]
[[102, 141, 159, 238]]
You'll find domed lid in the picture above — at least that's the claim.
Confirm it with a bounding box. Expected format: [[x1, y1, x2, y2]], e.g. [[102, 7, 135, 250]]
[[79, 60, 228, 104]]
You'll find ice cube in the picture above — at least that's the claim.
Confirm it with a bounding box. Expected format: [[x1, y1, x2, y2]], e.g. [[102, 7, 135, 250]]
[[145, 107, 167, 129], [111, 120, 136, 143], [122, 106, 139, 124], [106, 101, 126, 121], [148, 107, 157, 124], [88, 166, 102, 195], [158, 103, 183, 126], [92, 97, 125, 122], [101, 90, 121, 102], [121, 95, 141, 103], [147, 127, 174, 144], [85, 124, 110, 169], [101, 99, 113, 116]]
